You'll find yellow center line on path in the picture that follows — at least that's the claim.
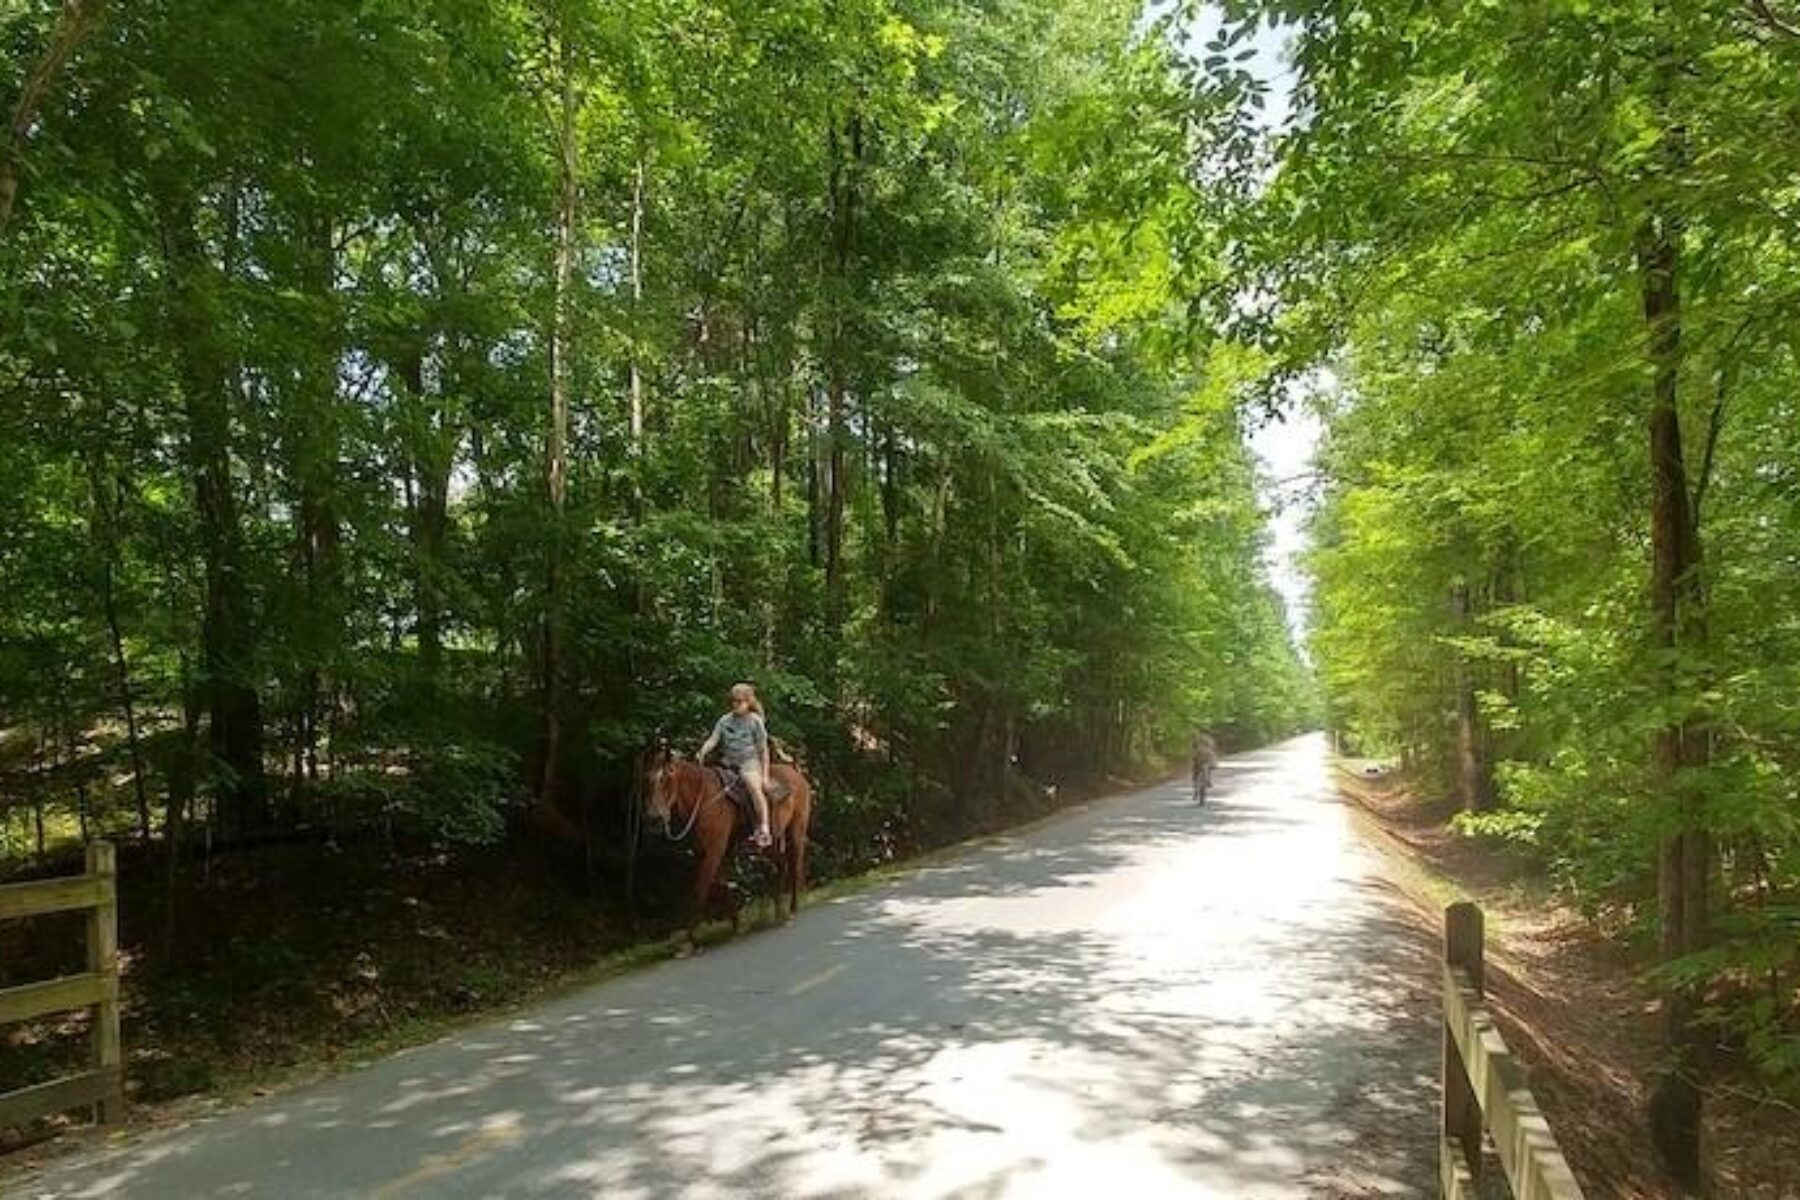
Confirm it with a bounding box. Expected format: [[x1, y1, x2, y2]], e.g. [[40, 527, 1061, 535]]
[[787, 963, 844, 996], [372, 1117, 524, 1198]]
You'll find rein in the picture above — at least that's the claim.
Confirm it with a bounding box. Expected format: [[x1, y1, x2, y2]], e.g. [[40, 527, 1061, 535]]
[[661, 764, 727, 844]]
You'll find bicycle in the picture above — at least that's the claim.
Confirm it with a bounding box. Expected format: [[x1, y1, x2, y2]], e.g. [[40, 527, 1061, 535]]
[[1193, 759, 1213, 805]]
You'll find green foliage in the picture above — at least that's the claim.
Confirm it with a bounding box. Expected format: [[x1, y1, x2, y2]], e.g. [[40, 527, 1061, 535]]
[[1211, 0, 1800, 1085], [0, 1, 1307, 895]]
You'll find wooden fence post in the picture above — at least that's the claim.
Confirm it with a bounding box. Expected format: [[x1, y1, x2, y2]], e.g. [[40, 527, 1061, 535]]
[[85, 840, 123, 1124], [1444, 901, 1484, 1183]]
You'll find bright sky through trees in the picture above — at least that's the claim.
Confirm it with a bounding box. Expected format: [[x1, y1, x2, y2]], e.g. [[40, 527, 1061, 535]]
[[1178, 6, 1314, 636]]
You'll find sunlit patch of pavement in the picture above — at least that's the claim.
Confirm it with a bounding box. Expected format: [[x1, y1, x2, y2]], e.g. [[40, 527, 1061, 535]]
[[17, 734, 1437, 1198]]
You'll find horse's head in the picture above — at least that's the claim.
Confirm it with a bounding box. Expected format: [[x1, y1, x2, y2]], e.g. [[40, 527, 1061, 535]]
[[642, 738, 678, 833]]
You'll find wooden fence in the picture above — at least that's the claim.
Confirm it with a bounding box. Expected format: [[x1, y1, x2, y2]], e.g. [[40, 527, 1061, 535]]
[[0, 841, 123, 1131], [1441, 900, 1584, 1199]]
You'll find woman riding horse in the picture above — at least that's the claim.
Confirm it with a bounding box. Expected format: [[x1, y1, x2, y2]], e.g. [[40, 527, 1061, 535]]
[[643, 740, 813, 950]]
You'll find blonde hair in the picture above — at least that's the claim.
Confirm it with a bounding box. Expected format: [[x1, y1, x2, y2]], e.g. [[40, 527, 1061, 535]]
[[729, 681, 765, 716]]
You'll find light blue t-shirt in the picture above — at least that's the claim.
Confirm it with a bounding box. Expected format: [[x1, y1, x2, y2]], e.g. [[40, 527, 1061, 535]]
[[711, 711, 768, 769]]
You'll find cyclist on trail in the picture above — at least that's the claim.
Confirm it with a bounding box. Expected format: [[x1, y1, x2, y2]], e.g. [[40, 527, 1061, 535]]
[[1192, 728, 1219, 804]]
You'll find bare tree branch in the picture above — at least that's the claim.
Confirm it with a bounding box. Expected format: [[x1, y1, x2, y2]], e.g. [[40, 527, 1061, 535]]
[[1746, 0, 1800, 39], [1691, 316, 1755, 532]]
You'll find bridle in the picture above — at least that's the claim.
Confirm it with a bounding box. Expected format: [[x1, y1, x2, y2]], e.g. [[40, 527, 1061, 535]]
[[652, 759, 728, 844]]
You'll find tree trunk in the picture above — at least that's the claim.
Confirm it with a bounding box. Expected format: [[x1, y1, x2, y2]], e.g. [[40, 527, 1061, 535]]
[[415, 467, 449, 685], [770, 366, 789, 513], [881, 423, 900, 553], [160, 680, 201, 965], [396, 347, 451, 684], [1451, 581, 1494, 813], [62, 717, 90, 840], [291, 208, 340, 812], [925, 467, 950, 634], [539, 33, 579, 806], [32, 730, 47, 857], [628, 151, 647, 473], [807, 385, 824, 569], [1640, 195, 1710, 1192], [1493, 547, 1524, 753], [87, 452, 151, 840], [158, 189, 269, 836], [823, 114, 862, 644]]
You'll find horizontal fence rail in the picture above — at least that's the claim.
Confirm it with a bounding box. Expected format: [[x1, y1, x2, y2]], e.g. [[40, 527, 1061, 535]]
[[0, 841, 123, 1132], [1441, 901, 1584, 1200]]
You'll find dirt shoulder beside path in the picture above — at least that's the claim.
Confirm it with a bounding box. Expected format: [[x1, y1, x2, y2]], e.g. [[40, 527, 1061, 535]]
[[1335, 764, 1799, 1200]]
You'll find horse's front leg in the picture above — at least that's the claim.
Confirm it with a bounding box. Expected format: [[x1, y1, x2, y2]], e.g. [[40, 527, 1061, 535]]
[[688, 841, 727, 952]]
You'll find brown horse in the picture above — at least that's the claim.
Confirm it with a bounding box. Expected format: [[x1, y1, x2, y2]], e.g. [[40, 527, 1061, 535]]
[[643, 750, 813, 949]]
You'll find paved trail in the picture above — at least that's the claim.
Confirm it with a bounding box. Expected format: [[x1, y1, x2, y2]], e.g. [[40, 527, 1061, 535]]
[[20, 735, 1439, 1199]]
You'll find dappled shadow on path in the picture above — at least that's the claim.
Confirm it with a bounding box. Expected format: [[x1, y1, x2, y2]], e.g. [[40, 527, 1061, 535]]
[[23, 737, 1439, 1199]]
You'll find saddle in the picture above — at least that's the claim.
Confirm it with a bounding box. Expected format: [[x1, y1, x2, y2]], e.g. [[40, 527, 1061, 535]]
[[709, 766, 791, 824]]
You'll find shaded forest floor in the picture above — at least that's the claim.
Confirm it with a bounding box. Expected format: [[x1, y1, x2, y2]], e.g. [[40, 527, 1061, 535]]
[[0, 763, 1157, 1174], [2, 837, 644, 1158], [1335, 764, 1800, 1200]]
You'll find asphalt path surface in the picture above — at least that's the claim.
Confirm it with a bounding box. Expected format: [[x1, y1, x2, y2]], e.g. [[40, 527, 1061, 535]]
[[18, 734, 1439, 1199]]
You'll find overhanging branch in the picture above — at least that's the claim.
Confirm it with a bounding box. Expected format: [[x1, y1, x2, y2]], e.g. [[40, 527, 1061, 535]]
[[0, 0, 105, 238], [1747, 0, 1800, 39]]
